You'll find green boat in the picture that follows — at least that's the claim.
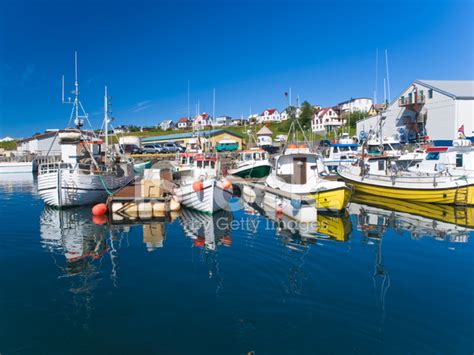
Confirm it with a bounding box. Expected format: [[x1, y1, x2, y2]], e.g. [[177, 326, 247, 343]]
[[133, 160, 152, 174], [228, 149, 272, 179]]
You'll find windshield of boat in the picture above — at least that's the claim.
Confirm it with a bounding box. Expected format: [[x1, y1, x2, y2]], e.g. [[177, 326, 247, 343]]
[[426, 152, 440, 160], [368, 145, 382, 154], [385, 143, 402, 150]]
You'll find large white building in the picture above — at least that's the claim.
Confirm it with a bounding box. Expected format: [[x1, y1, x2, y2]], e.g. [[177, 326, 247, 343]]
[[337, 97, 373, 113], [356, 80, 474, 142], [17, 131, 61, 155]]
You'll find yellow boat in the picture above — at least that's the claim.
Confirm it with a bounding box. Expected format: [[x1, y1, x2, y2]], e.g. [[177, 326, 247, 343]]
[[352, 192, 474, 228], [312, 186, 352, 211], [338, 157, 474, 206]]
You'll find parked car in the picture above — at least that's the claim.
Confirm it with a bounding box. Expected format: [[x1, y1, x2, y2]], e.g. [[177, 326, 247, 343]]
[[143, 144, 162, 154], [121, 144, 143, 155], [162, 142, 184, 153]]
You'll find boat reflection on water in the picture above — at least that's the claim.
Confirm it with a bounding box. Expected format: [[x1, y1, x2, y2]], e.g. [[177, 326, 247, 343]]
[[350, 192, 473, 243], [40, 206, 109, 322], [179, 208, 233, 251], [40, 207, 108, 276], [261, 201, 352, 246]]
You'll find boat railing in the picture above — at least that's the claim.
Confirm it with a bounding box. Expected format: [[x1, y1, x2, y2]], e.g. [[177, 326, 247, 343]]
[[39, 161, 125, 175]]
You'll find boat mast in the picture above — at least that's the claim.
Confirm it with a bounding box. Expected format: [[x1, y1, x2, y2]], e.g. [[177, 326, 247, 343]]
[[74, 51, 81, 129], [104, 86, 109, 161], [63, 51, 88, 130]]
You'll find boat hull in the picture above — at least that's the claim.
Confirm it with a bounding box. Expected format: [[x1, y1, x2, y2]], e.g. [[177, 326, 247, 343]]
[[175, 179, 232, 214], [229, 163, 271, 179], [38, 166, 134, 207], [339, 173, 474, 205]]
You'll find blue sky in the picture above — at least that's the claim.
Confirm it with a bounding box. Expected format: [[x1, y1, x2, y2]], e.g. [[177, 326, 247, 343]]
[[0, 0, 473, 137]]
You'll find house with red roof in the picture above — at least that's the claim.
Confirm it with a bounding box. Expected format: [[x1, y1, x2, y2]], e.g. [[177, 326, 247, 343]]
[[193, 113, 213, 129], [177, 117, 191, 130], [312, 108, 344, 133], [257, 109, 281, 124]]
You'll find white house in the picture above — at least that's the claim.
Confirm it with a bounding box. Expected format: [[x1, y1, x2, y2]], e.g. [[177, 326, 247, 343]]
[[114, 125, 130, 134], [337, 98, 373, 114], [193, 113, 213, 129], [257, 109, 281, 124], [280, 107, 302, 121], [213, 116, 232, 127], [356, 80, 474, 142], [312, 108, 344, 133], [177, 117, 191, 130], [17, 130, 95, 156], [159, 120, 175, 131]]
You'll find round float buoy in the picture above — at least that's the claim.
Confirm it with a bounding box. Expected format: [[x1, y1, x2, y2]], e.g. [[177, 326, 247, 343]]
[[193, 180, 204, 192], [92, 203, 107, 216], [222, 179, 232, 190], [92, 214, 108, 225], [276, 205, 283, 217]]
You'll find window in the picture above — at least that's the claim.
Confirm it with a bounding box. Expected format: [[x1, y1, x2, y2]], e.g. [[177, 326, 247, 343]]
[[456, 154, 463, 167], [426, 152, 440, 160], [378, 160, 385, 171], [428, 89, 433, 99]]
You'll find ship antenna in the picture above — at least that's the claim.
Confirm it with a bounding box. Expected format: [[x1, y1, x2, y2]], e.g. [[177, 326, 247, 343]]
[[74, 51, 81, 128]]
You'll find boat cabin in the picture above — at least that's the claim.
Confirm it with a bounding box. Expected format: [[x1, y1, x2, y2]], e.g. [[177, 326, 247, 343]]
[[366, 137, 402, 157], [408, 139, 473, 175], [326, 143, 358, 159], [58, 130, 102, 166], [273, 146, 326, 185], [237, 149, 269, 163]]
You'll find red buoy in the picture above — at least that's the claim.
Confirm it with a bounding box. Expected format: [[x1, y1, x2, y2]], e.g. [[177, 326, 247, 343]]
[[92, 203, 108, 216], [193, 180, 204, 192], [92, 214, 108, 225], [276, 205, 283, 217]]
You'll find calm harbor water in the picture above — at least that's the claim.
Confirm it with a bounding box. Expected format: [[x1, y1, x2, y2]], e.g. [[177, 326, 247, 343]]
[[0, 175, 473, 354]]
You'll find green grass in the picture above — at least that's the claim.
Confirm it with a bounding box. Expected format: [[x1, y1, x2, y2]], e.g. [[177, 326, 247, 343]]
[[0, 141, 17, 150]]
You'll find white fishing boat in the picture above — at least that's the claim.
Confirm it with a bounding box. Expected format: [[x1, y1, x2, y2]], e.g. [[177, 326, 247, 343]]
[[173, 153, 232, 213], [38, 54, 134, 207], [266, 144, 352, 214], [264, 118, 352, 220], [228, 148, 271, 179]]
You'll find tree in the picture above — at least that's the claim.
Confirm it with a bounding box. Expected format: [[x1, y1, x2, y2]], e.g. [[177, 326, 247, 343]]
[[299, 101, 314, 128], [343, 111, 369, 129]]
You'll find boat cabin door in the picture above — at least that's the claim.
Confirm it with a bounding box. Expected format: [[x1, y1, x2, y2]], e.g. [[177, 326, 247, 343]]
[[293, 157, 307, 184]]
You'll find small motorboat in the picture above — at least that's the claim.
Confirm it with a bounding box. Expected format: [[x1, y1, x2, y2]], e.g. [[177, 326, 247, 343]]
[[228, 148, 271, 179]]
